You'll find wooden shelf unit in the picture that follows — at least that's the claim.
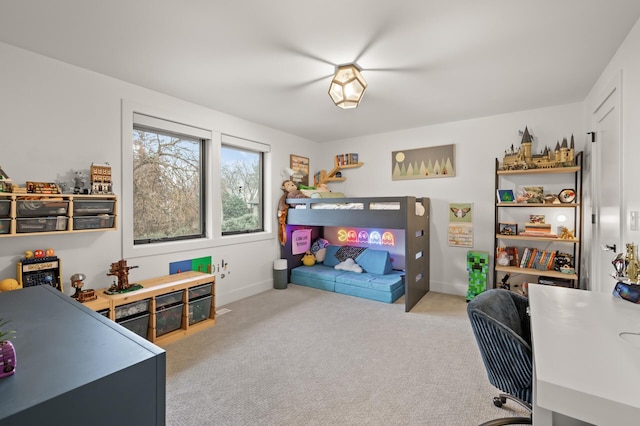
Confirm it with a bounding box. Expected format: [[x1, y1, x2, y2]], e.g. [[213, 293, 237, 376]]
[[94, 271, 216, 346], [494, 152, 583, 289], [0, 192, 117, 237], [314, 158, 364, 186]]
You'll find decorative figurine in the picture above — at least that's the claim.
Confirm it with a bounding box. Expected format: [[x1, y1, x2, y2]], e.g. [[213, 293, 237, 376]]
[[105, 259, 142, 294], [70, 273, 97, 302], [626, 243, 639, 284]]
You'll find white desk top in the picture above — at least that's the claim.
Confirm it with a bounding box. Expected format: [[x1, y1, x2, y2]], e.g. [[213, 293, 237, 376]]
[[529, 284, 640, 425]]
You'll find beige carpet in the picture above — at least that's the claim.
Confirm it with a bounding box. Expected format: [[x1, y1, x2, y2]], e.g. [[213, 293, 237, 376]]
[[164, 285, 529, 425]]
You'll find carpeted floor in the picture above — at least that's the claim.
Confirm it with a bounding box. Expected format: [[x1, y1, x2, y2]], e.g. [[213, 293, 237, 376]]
[[164, 285, 529, 425]]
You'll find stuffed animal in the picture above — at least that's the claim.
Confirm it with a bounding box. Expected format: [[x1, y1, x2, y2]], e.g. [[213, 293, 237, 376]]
[[302, 251, 316, 266], [278, 180, 308, 246]]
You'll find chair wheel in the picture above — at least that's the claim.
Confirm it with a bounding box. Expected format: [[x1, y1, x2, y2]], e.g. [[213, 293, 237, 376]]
[[493, 396, 506, 407]]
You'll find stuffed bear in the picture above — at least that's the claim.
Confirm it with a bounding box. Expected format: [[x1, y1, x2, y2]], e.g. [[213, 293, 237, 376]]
[[278, 180, 309, 246]]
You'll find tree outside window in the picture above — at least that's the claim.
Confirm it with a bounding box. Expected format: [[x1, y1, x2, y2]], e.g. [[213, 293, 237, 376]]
[[133, 128, 205, 244], [221, 146, 263, 234]]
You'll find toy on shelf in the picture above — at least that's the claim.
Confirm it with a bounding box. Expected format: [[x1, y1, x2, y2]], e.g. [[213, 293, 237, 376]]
[[16, 248, 63, 292], [0, 278, 21, 292], [500, 126, 576, 171], [90, 162, 113, 194], [105, 259, 142, 295], [69, 273, 97, 302], [0, 165, 13, 193]]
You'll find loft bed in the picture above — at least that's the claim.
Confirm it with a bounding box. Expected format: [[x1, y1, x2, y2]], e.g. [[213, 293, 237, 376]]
[[281, 196, 430, 312]]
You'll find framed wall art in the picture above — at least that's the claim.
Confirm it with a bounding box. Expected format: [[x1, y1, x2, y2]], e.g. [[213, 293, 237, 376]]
[[290, 154, 310, 187], [392, 144, 455, 180]]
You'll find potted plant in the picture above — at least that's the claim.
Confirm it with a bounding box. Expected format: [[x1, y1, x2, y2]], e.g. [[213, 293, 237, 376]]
[[0, 318, 16, 378]]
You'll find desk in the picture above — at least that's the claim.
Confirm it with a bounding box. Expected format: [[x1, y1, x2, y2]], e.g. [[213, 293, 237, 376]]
[[0, 286, 166, 426], [529, 284, 640, 425]]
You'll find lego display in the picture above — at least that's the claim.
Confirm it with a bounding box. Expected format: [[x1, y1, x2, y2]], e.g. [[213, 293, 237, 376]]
[[16, 249, 63, 292], [105, 259, 142, 294], [69, 273, 97, 302], [90, 162, 113, 194], [500, 126, 576, 170]]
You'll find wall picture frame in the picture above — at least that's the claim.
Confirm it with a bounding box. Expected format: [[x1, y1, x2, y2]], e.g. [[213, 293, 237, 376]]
[[497, 189, 515, 203], [290, 154, 310, 187], [499, 222, 518, 235], [392, 144, 455, 180]]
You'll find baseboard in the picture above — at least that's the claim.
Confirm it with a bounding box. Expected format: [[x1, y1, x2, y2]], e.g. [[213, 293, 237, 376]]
[[430, 280, 468, 297], [216, 279, 272, 307]]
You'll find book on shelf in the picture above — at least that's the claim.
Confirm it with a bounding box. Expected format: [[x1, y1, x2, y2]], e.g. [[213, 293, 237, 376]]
[[505, 246, 519, 266]]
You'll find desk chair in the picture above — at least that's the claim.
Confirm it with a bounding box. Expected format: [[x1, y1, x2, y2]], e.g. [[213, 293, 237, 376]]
[[467, 289, 533, 425]]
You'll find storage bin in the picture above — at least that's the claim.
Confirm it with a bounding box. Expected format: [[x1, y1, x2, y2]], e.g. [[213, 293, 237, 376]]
[[0, 218, 10, 234], [188, 283, 213, 300], [16, 199, 69, 217], [114, 299, 150, 320], [16, 216, 68, 233], [72, 214, 115, 230], [189, 295, 212, 325], [156, 291, 183, 308], [0, 200, 10, 218], [97, 309, 110, 318], [116, 312, 150, 339], [155, 302, 184, 336], [73, 199, 116, 216]]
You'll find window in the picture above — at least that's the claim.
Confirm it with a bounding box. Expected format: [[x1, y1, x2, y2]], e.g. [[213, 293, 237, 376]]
[[132, 113, 209, 245], [220, 135, 267, 235]]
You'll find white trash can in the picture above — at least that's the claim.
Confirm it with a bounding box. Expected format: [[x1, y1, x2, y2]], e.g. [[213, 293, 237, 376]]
[[273, 259, 288, 290]]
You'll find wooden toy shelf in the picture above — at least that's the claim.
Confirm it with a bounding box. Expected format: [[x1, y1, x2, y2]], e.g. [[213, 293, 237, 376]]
[[93, 271, 216, 346], [314, 158, 364, 186], [0, 192, 117, 237]]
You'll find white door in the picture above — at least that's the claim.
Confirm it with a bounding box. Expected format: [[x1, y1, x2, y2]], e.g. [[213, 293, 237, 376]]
[[592, 80, 622, 293]]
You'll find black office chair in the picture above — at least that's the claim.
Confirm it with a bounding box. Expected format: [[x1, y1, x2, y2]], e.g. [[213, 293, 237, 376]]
[[467, 289, 533, 426]]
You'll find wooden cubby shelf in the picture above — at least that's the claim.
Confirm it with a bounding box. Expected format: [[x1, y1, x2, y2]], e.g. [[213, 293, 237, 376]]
[[0, 192, 117, 237], [91, 271, 216, 346]]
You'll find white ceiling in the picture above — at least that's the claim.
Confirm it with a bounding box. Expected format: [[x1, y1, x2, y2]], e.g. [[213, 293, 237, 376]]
[[1, 1, 639, 142]]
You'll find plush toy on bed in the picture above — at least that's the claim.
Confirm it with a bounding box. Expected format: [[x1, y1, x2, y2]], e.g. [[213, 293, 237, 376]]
[[278, 180, 309, 246]]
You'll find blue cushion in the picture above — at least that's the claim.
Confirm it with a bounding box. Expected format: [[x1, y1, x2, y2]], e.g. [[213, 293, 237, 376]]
[[335, 270, 404, 292], [322, 245, 341, 267], [290, 264, 345, 280], [355, 248, 393, 274]]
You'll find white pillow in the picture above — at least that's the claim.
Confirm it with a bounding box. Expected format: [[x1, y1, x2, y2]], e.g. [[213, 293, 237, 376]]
[[334, 258, 362, 273]]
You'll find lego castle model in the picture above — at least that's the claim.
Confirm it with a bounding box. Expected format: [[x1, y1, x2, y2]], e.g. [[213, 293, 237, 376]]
[[500, 127, 576, 170]]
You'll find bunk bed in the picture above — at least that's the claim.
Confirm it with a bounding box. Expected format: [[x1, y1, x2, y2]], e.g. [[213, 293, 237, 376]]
[[280, 196, 430, 312]]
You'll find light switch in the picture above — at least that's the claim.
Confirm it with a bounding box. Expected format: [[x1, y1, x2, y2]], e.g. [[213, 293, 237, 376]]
[[631, 211, 639, 231]]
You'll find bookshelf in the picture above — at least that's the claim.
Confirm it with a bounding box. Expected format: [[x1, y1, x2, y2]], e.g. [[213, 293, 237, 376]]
[[494, 152, 583, 290]]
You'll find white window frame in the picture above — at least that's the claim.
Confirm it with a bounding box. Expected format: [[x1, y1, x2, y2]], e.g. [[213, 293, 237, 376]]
[[121, 100, 273, 260]]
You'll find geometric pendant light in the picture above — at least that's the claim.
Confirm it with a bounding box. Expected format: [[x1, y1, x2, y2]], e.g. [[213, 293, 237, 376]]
[[328, 64, 367, 109]]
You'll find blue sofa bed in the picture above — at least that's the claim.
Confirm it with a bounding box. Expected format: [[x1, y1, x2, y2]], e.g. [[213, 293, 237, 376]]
[[290, 245, 405, 303]]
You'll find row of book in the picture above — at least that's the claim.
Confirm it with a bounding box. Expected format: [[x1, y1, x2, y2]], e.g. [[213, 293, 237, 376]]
[[501, 247, 556, 271], [336, 153, 359, 166], [519, 248, 556, 270]]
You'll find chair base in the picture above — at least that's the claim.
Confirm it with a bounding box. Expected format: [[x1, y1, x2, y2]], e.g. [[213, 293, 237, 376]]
[[479, 393, 532, 426]]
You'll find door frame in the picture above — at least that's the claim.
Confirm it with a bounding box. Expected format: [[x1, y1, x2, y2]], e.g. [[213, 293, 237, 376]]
[[590, 71, 623, 292]]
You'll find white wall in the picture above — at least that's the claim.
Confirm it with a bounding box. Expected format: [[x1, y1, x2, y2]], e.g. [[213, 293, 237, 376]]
[[323, 105, 585, 295], [5, 13, 639, 302], [0, 42, 319, 306]]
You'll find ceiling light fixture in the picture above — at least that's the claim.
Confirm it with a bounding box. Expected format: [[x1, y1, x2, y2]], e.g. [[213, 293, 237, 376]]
[[328, 64, 367, 109]]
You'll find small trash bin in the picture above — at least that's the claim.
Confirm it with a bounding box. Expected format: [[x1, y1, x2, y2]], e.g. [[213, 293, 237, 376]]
[[273, 259, 288, 290]]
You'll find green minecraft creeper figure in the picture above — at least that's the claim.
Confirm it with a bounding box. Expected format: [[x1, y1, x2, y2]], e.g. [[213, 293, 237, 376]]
[[466, 250, 489, 301]]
